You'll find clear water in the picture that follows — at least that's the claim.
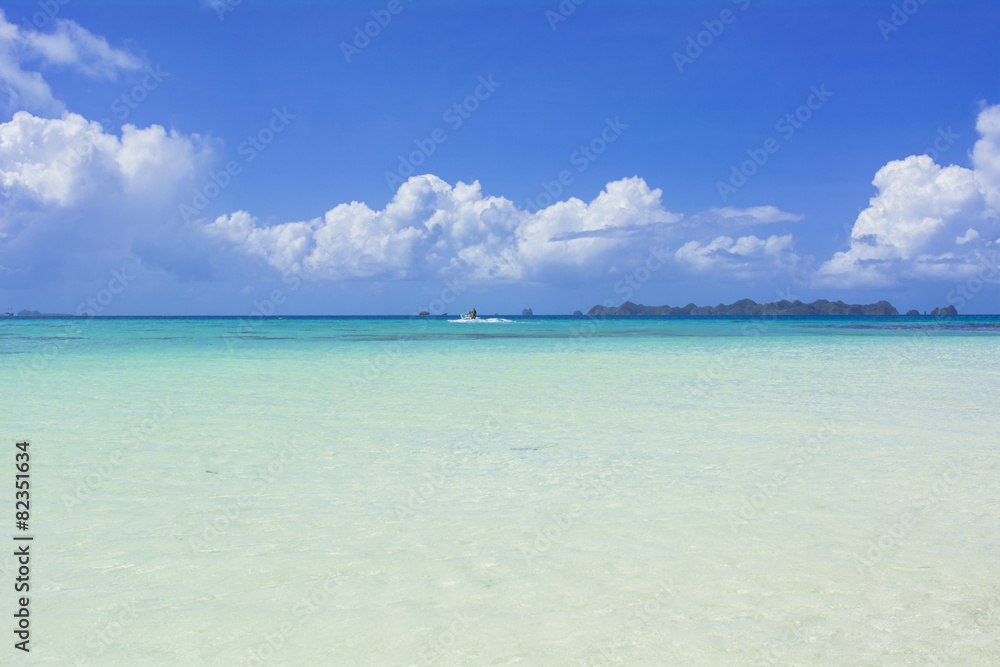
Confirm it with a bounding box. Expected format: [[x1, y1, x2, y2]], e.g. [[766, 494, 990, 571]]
[[2, 316, 999, 665]]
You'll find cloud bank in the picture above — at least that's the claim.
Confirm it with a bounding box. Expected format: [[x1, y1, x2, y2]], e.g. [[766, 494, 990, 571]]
[[204, 176, 802, 286], [1, 4, 995, 309], [0, 110, 204, 208], [4, 102, 997, 303], [0, 110, 210, 288], [815, 103, 1000, 288]]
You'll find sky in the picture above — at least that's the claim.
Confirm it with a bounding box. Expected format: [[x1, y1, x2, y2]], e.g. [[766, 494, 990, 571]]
[[0, 0, 998, 315]]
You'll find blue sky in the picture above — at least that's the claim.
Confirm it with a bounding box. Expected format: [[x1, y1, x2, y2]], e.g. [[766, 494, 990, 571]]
[[1, 0, 998, 314]]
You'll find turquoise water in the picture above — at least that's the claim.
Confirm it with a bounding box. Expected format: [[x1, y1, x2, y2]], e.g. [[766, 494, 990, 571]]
[[2, 316, 999, 665]]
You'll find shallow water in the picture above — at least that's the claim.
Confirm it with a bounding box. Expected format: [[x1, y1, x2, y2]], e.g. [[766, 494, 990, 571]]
[[2, 316, 999, 665]]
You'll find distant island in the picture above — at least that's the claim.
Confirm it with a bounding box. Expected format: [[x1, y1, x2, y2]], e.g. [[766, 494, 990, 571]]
[[2, 303, 962, 318], [8, 309, 76, 317], [587, 298, 908, 316]]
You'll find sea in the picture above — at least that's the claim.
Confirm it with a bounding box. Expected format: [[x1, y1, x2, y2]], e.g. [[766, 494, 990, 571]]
[[2, 315, 998, 666]]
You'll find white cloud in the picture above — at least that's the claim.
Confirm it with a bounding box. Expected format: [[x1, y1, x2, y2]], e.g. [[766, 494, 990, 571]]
[[1, 111, 114, 205], [205, 175, 809, 287], [956, 228, 979, 245], [0, 110, 211, 290], [515, 177, 681, 281], [852, 155, 981, 259], [972, 103, 1000, 213], [815, 103, 1000, 287], [674, 233, 799, 278], [25, 18, 142, 77], [709, 205, 804, 224], [814, 242, 897, 289], [208, 175, 682, 284], [0, 111, 205, 208], [0, 9, 142, 115], [208, 175, 525, 282]]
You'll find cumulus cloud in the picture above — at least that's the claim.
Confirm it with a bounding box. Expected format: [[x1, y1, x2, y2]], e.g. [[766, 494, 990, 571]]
[[514, 177, 682, 281], [0, 110, 210, 287], [0, 10, 143, 115], [674, 233, 799, 279], [0, 110, 206, 209], [205, 175, 808, 287], [206, 176, 681, 284], [972, 104, 1000, 213], [815, 103, 1000, 288], [209, 176, 517, 282]]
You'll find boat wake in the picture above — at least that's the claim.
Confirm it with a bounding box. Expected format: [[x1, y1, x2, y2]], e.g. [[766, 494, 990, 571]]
[[448, 317, 513, 323]]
